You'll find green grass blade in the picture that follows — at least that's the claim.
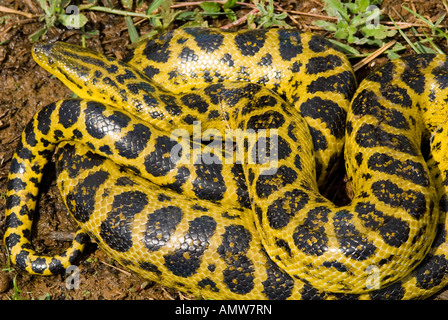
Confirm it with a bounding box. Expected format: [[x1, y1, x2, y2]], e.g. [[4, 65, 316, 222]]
[[421, 29, 445, 54], [401, 5, 448, 41], [146, 0, 164, 14], [389, 14, 421, 53], [125, 16, 139, 43]]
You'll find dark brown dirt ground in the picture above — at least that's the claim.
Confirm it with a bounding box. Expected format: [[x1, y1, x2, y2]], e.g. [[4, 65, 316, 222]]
[[0, 0, 448, 300]]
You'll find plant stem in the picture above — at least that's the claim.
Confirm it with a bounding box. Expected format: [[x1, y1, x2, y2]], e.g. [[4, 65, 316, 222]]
[[82, 5, 154, 19]]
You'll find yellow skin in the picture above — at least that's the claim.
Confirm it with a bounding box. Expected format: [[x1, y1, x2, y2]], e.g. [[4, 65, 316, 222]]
[[4, 28, 448, 299]]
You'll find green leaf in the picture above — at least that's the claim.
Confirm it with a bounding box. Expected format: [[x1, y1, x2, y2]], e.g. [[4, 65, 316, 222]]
[[36, 0, 51, 16], [178, 8, 208, 27], [322, 0, 349, 20], [133, 29, 158, 45], [347, 25, 357, 36], [345, 3, 358, 15], [200, 2, 221, 13], [255, 0, 289, 28], [0, 15, 11, 24], [60, 0, 72, 7], [83, 29, 99, 37], [387, 51, 400, 60], [146, 0, 164, 14], [336, 19, 349, 28], [120, 0, 133, 9], [327, 39, 361, 56], [334, 28, 349, 40], [224, 8, 236, 22], [352, 36, 369, 45], [223, 0, 237, 9], [391, 42, 406, 51], [29, 26, 48, 42], [158, 0, 178, 29], [176, 11, 196, 21], [39, 293, 51, 300], [365, 38, 383, 46], [361, 24, 396, 39], [58, 12, 88, 29], [351, 14, 365, 27], [313, 20, 338, 32], [357, 0, 371, 12], [386, 42, 406, 60]]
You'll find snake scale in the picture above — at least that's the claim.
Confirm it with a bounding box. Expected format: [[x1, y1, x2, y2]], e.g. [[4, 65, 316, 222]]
[[4, 27, 448, 299]]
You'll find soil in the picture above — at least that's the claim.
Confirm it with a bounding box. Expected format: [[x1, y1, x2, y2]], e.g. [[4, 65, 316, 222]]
[[0, 0, 447, 300]]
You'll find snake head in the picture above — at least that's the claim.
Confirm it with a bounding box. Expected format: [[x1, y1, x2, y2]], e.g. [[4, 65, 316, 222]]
[[32, 41, 107, 98]]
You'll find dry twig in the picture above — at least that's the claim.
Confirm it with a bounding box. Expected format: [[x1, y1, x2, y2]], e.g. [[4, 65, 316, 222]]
[[352, 40, 396, 72], [0, 5, 36, 19]]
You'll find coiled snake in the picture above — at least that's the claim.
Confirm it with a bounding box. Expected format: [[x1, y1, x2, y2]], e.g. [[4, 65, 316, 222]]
[[4, 28, 448, 299]]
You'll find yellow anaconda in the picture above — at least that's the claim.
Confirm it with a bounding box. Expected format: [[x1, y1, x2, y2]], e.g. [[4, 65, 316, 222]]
[[4, 28, 448, 299]]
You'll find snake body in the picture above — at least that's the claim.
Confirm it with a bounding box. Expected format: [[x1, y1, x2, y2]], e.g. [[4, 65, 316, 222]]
[[4, 28, 448, 299]]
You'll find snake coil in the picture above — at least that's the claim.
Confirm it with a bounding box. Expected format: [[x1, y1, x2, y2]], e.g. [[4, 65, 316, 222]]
[[4, 28, 448, 299]]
